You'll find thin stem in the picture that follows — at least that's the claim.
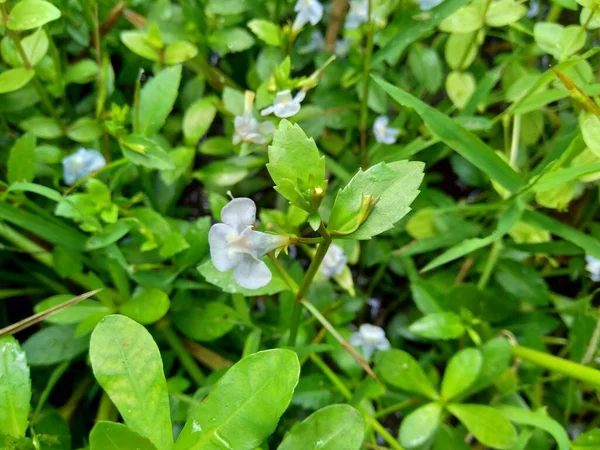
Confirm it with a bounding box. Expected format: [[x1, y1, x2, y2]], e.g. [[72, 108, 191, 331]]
[[477, 239, 502, 290], [34, 361, 70, 417], [269, 253, 299, 295], [359, 0, 374, 169], [374, 398, 421, 419], [510, 115, 521, 169], [287, 240, 332, 346], [158, 320, 206, 386], [293, 236, 324, 244], [95, 392, 117, 423], [512, 345, 600, 386]]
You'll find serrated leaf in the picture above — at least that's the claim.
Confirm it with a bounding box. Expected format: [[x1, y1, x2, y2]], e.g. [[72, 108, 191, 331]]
[[267, 120, 327, 213]]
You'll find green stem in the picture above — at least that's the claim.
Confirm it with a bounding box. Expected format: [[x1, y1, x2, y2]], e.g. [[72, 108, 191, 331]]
[[95, 392, 117, 423], [269, 253, 299, 295], [512, 345, 600, 386], [477, 239, 501, 290], [374, 398, 421, 419], [359, 0, 374, 169], [287, 239, 332, 346], [158, 320, 205, 386], [510, 115, 521, 169], [293, 236, 324, 244], [34, 362, 70, 417]]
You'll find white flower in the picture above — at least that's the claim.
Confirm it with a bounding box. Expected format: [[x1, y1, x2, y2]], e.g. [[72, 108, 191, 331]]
[[260, 90, 306, 118], [293, 0, 324, 31], [418, 0, 443, 10], [335, 39, 350, 58], [585, 255, 600, 282], [346, 0, 369, 30], [321, 244, 347, 279], [233, 91, 275, 145], [300, 30, 326, 54], [526, 0, 539, 18], [62, 148, 106, 185], [350, 324, 391, 359], [209, 198, 289, 289], [373, 115, 400, 145]]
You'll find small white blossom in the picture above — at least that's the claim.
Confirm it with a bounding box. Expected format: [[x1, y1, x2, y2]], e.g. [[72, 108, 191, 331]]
[[346, 0, 369, 30], [300, 30, 326, 54], [209, 198, 288, 289], [526, 0, 539, 18], [233, 91, 275, 145], [293, 0, 324, 31], [62, 148, 106, 185], [335, 39, 350, 58], [260, 90, 306, 118], [321, 244, 347, 279], [418, 0, 443, 10], [373, 115, 400, 145], [585, 255, 600, 282], [350, 324, 391, 359]]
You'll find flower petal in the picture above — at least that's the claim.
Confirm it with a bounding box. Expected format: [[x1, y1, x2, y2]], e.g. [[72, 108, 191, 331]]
[[274, 102, 301, 118], [233, 255, 272, 289], [221, 198, 256, 233], [349, 331, 364, 347], [241, 228, 288, 257], [209, 223, 243, 271]]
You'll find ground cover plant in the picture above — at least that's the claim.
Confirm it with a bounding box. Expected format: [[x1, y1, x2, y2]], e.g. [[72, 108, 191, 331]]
[[1, 0, 600, 448]]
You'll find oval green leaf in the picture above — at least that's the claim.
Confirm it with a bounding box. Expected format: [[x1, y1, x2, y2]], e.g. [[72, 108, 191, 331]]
[[90, 422, 158, 450], [0, 68, 35, 94], [174, 349, 300, 450], [441, 347, 482, 400], [409, 312, 465, 340], [277, 404, 364, 450], [375, 349, 439, 400], [0, 337, 31, 438], [120, 288, 170, 325], [447, 404, 517, 449], [90, 315, 173, 450], [399, 402, 443, 449], [7, 0, 61, 30]]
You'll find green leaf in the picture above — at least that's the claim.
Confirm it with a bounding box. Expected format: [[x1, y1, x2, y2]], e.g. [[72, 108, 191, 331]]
[[139, 65, 182, 137], [198, 259, 289, 296], [485, 0, 527, 27], [175, 349, 299, 450], [160, 146, 195, 185], [573, 429, 600, 450], [441, 348, 482, 400], [7, 133, 36, 184], [20, 116, 62, 139], [120, 289, 170, 325], [267, 120, 327, 213], [375, 349, 439, 400], [399, 402, 443, 449], [120, 31, 161, 61], [494, 259, 549, 306], [447, 404, 517, 449], [409, 312, 465, 341], [439, 1, 485, 32], [86, 220, 134, 250], [22, 325, 89, 366], [183, 96, 217, 146], [446, 71, 476, 109], [373, 76, 524, 192], [120, 134, 175, 170], [277, 404, 364, 450], [6, 182, 60, 202], [0, 337, 31, 438], [34, 295, 109, 324], [248, 19, 281, 46], [328, 161, 424, 239], [7, 0, 61, 30], [495, 405, 569, 450], [372, 0, 470, 65], [0, 68, 35, 94], [208, 27, 255, 56], [534, 23, 586, 60], [90, 422, 158, 450], [90, 315, 173, 450], [65, 59, 98, 84], [163, 41, 198, 65], [522, 210, 600, 258], [3, 28, 49, 67], [66, 118, 103, 143], [470, 338, 512, 392], [581, 112, 600, 157], [172, 301, 238, 342]]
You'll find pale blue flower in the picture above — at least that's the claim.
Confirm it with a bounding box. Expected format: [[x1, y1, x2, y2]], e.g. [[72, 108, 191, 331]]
[[62, 148, 106, 185], [419, 0, 443, 10], [350, 324, 391, 359], [346, 0, 369, 29], [300, 30, 326, 54], [209, 198, 289, 289], [260, 90, 306, 118], [233, 91, 275, 145], [373, 116, 400, 144], [321, 244, 347, 278], [585, 255, 600, 282], [293, 0, 324, 31]]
